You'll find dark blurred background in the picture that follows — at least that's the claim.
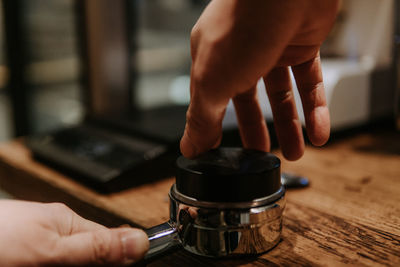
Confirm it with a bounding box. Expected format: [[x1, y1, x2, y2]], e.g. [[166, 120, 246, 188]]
[[0, 0, 208, 140], [0, 0, 399, 141], [0, 0, 398, 194]]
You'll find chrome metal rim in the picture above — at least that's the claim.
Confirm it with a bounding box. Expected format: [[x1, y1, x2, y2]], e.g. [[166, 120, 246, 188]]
[[170, 184, 285, 209]]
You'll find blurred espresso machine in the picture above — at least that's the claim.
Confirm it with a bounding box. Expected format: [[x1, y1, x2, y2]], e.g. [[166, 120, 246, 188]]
[[316, 0, 397, 130]]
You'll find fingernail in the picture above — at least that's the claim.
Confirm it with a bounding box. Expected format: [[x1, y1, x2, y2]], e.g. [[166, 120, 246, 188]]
[[121, 229, 149, 264]]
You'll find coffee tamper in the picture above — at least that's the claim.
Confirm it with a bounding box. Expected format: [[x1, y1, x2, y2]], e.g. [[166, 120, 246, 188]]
[[144, 148, 285, 260]]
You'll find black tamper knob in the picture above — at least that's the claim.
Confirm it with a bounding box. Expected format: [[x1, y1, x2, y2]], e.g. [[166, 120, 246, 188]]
[[176, 148, 281, 202]]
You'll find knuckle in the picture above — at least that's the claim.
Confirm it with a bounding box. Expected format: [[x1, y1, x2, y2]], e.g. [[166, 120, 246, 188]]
[[186, 109, 207, 132], [269, 89, 293, 104], [91, 232, 112, 264], [190, 25, 200, 59], [186, 106, 221, 130], [47, 202, 70, 213], [190, 23, 200, 40], [302, 81, 324, 94], [185, 109, 222, 148], [206, 35, 225, 52], [190, 67, 207, 89], [191, 61, 224, 92]]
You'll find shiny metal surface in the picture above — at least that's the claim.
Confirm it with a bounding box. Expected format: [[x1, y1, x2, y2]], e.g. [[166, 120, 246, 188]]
[[145, 184, 285, 259], [172, 183, 285, 209], [281, 172, 310, 188], [145, 222, 179, 260], [170, 185, 285, 257]]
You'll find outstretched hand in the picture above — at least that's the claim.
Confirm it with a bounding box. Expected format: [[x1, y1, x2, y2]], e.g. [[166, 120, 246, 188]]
[[180, 0, 339, 160], [0, 200, 149, 266]]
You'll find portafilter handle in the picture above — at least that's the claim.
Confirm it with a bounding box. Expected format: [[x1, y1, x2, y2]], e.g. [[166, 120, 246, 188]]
[[144, 221, 180, 261]]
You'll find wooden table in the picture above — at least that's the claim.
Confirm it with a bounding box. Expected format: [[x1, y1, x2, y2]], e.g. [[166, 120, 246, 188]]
[[0, 130, 399, 266]]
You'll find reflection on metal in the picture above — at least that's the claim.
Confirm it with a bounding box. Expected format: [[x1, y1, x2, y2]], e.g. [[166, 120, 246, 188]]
[[281, 172, 310, 188], [145, 184, 285, 259], [145, 221, 179, 259]]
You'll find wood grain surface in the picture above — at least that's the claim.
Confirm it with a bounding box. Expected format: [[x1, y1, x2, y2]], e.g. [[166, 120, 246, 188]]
[[0, 131, 399, 266]]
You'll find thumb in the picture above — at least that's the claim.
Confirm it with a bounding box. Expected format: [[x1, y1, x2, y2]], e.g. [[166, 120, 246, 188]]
[[55, 228, 149, 266]]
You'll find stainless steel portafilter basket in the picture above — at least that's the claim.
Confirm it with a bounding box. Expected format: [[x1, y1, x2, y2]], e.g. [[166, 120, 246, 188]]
[[144, 148, 286, 260]]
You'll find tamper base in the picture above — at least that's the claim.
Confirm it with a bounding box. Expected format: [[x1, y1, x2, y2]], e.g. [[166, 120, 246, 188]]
[[170, 185, 285, 257]]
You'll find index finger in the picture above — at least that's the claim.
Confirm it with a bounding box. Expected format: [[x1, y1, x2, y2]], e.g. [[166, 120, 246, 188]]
[[180, 80, 228, 158]]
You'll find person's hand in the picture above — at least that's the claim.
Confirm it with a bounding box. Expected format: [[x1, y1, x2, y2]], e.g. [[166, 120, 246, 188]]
[[180, 0, 339, 160], [0, 200, 149, 266]]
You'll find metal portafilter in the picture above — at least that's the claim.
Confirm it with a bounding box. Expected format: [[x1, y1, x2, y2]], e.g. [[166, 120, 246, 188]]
[[144, 148, 286, 260]]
